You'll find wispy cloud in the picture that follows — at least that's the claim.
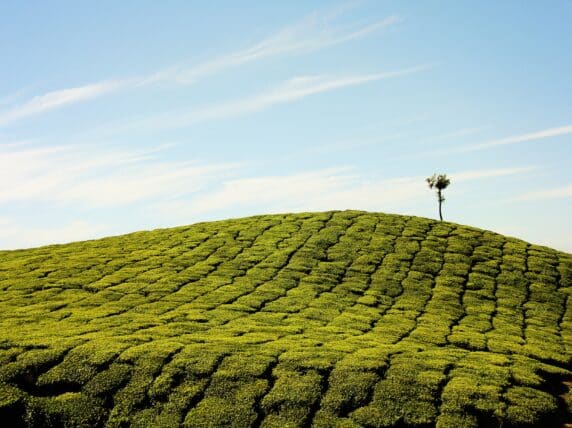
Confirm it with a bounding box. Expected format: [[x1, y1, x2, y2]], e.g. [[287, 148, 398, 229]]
[[422, 127, 485, 143], [0, 150, 535, 249], [0, 7, 400, 128], [301, 126, 484, 159], [168, 15, 400, 84], [153, 165, 534, 221], [0, 80, 130, 127], [458, 124, 572, 152], [0, 143, 240, 207], [183, 167, 357, 215], [0, 143, 242, 249], [511, 184, 572, 202], [452, 166, 538, 182], [58, 161, 237, 208], [0, 87, 33, 106], [122, 66, 431, 132], [0, 218, 109, 250]]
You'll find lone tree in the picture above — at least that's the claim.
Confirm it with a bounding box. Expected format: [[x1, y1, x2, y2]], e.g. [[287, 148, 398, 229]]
[[426, 173, 450, 221]]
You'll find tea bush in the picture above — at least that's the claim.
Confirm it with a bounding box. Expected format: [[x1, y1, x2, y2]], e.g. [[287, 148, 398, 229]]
[[0, 211, 570, 427]]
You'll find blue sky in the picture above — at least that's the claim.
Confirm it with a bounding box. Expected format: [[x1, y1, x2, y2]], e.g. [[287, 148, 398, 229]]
[[1, 1, 571, 252]]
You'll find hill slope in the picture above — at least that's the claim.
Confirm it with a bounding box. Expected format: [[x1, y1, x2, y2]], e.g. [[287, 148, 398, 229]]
[[0, 211, 571, 427]]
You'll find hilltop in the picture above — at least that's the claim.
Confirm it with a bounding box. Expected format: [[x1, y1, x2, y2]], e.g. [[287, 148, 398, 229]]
[[0, 211, 570, 427]]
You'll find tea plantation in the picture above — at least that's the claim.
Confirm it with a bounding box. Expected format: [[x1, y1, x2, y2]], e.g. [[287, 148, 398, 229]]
[[0, 211, 571, 427]]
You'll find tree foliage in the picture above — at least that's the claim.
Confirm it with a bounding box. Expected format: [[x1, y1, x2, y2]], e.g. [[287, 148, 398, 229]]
[[427, 173, 451, 221]]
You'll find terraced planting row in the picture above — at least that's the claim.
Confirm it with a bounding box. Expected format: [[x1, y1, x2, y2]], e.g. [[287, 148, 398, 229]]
[[0, 211, 571, 427]]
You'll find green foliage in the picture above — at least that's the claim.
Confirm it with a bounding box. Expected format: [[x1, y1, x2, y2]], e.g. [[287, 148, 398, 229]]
[[0, 210, 570, 427]]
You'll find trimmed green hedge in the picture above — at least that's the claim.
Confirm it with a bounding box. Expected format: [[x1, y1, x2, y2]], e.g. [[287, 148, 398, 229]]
[[0, 211, 570, 427]]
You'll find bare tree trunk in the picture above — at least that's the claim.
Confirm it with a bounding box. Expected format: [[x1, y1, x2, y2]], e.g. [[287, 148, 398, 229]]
[[438, 190, 443, 221]]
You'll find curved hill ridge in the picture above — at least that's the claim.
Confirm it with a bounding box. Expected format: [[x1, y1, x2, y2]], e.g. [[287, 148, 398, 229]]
[[0, 210, 570, 427]]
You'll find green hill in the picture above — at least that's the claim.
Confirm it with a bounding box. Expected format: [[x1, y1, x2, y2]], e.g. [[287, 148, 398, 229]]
[[0, 211, 571, 427]]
